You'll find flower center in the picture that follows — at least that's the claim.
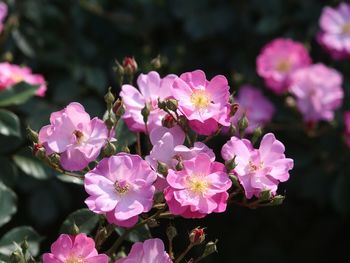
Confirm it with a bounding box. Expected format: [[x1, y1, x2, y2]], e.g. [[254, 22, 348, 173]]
[[65, 256, 84, 263], [275, 60, 291, 73], [12, 73, 24, 83], [188, 176, 208, 194], [191, 90, 211, 109], [73, 130, 85, 144], [248, 161, 264, 172], [342, 23, 350, 34], [114, 180, 129, 194]]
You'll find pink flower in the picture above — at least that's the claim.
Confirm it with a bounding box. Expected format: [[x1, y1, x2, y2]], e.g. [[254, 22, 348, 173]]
[[146, 126, 215, 190], [164, 153, 232, 218], [115, 238, 172, 263], [120, 71, 177, 133], [221, 133, 293, 199], [39, 102, 109, 171], [0, 62, 47, 96], [256, 38, 311, 94], [84, 153, 157, 228], [231, 85, 275, 133], [172, 70, 230, 135], [344, 111, 350, 148], [289, 63, 343, 122], [0, 2, 7, 33], [42, 233, 108, 263], [317, 2, 350, 60]]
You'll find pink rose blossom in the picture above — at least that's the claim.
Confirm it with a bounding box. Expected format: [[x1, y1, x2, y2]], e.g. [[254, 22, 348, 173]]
[[146, 126, 215, 190], [231, 85, 275, 133], [221, 133, 293, 199], [0, 2, 7, 33], [39, 102, 109, 171], [84, 153, 157, 228], [164, 153, 231, 218], [172, 70, 230, 135], [344, 111, 350, 148], [43, 233, 108, 263], [289, 63, 343, 122], [317, 2, 350, 60], [115, 238, 172, 263], [120, 71, 177, 133], [256, 38, 312, 94], [0, 62, 47, 96]]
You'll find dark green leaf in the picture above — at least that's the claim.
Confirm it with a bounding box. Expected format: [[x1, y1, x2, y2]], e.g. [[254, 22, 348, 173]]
[[115, 223, 152, 243], [0, 82, 39, 107], [0, 182, 17, 227], [0, 110, 20, 137], [0, 226, 41, 257], [60, 209, 99, 234], [13, 155, 48, 180], [115, 119, 137, 148]]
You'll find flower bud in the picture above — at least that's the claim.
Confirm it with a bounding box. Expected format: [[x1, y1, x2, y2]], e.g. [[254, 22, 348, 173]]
[[141, 104, 150, 124], [114, 60, 124, 75], [228, 173, 240, 188], [27, 127, 39, 143], [175, 161, 184, 171], [49, 153, 61, 165], [157, 161, 168, 177], [251, 127, 262, 145], [162, 114, 176, 128], [71, 222, 80, 235], [10, 251, 22, 263], [225, 156, 237, 171], [166, 225, 177, 241], [120, 145, 130, 153], [230, 103, 239, 117], [122, 56, 138, 75], [103, 141, 117, 157], [189, 228, 205, 245], [104, 87, 115, 107], [151, 55, 162, 69], [228, 124, 236, 137], [270, 195, 285, 206], [238, 114, 249, 137], [32, 143, 45, 157], [158, 99, 167, 110], [21, 239, 29, 253], [259, 190, 271, 201], [113, 99, 125, 118], [202, 240, 218, 258], [166, 99, 178, 112]]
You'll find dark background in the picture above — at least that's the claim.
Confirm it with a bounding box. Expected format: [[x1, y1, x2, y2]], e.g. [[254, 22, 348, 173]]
[[1, 0, 350, 262]]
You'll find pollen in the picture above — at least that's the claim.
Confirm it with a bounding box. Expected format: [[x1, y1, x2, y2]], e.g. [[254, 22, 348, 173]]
[[114, 180, 129, 194], [191, 90, 211, 109], [73, 130, 84, 144], [65, 256, 84, 263], [248, 161, 264, 172], [188, 176, 209, 194], [275, 60, 291, 73]]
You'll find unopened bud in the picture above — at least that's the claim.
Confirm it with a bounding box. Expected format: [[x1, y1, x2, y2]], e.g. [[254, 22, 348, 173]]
[[228, 174, 240, 188], [114, 60, 124, 75], [71, 222, 80, 235], [158, 99, 167, 110], [151, 55, 162, 69], [189, 228, 205, 245], [49, 153, 60, 165], [166, 99, 178, 112], [157, 161, 168, 177], [166, 225, 177, 241], [104, 87, 115, 110], [103, 141, 117, 157], [251, 127, 262, 145], [123, 57, 138, 75], [202, 240, 218, 258], [27, 127, 39, 143], [228, 124, 236, 137], [259, 190, 271, 201], [120, 145, 130, 153], [141, 104, 150, 124], [162, 114, 176, 128], [105, 117, 115, 130], [230, 103, 239, 117], [21, 239, 29, 253], [33, 143, 45, 157], [113, 99, 125, 118], [225, 156, 237, 171], [10, 251, 22, 263], [270, 195, 285, 206], [175, 161, 184, 171], [238, 114, 249, 137]]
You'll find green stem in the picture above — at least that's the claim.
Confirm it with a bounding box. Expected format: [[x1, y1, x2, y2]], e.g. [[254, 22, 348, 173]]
[[174, 243, 194, 263]]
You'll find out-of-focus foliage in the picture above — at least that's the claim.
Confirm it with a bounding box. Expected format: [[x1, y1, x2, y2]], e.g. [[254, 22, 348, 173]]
[[0, 0, 349, 262]]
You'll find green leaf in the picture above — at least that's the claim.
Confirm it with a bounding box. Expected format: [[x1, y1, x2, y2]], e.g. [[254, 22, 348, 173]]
[[0, 182, 17, 227], [13, 155, 48, 180], [0, 157, 19, 187], [0, 110, 20, 137], [60, 209, 99, 234], [56, 174, 84, 185], [0, 82, 39, 107], [115, 119, 137, 149], [0, 226, 41, 257], [115, 223, 152, 243]]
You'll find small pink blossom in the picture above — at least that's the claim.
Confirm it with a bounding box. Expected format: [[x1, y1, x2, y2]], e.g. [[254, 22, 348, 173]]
[[344, 111, 350, 148], [42, 233, 108, 263], [0, 62, 47, 96], [317, 2, 350, 60], [172, 70, 230, 135], [39, 102, 109, 171], [164, 153, 231, 218], [231, 85, 275, 133], [146, 126, 215, 190], [115, 238, 172, 263], [256, 38, 311, 94], [84, 153, 157, 228], [0, 1, 7, 33], [120, 71, 177, 133], [221, 133, 293, 199], [289, 63, 343, 122]]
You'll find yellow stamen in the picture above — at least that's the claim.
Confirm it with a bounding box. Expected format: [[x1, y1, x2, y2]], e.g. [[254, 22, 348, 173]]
[[191, 90, 210, 109], [188, 177, 208, 194], [342, 23, 350, 34], [248, 161, 264, 172], [65, 256, 84, 263], [275, 60, 291, 73], [114, 181, 129, 194]]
